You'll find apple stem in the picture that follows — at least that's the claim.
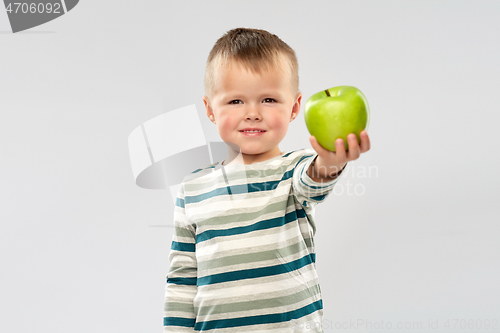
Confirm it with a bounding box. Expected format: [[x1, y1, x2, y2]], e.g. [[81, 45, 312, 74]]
[[324, 89, 330, 97]]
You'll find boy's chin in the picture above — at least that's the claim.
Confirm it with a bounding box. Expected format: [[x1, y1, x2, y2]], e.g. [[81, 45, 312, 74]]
[[224, 142, 241, 153], [225, 142, 264, 154], [222, 141, 276, 157]]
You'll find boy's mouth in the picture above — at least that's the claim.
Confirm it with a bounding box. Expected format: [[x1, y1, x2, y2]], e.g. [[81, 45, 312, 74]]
[[239, 128, 266, 133], [239, 128, 266, 137]]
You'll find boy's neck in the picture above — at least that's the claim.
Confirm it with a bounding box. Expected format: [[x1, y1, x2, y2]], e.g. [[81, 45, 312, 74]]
[[222, 146, 283, 166]]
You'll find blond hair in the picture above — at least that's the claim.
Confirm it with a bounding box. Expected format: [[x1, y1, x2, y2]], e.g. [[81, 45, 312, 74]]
[[204, 28, 299, 100]]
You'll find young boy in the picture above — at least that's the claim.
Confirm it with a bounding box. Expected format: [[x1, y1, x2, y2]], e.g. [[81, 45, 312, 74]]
[[164, 28, 370, 332]]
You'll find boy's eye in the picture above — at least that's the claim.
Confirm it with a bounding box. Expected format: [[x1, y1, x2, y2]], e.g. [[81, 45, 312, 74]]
[[228, 98, 276, 104]]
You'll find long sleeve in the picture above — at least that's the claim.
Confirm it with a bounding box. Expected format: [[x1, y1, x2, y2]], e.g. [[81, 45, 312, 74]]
[[292, 150, 345, 209], [164, 182, 197, 332]]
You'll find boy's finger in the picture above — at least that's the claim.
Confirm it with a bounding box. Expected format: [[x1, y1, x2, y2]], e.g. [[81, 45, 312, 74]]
[[334, 138, 347, 163], [309, 136, 328, 156], [347, 134, 360, 160], [360, 130, 371, 152], [309, 136, 322, 156]]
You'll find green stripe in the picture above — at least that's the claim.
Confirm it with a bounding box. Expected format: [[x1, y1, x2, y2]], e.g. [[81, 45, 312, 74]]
[[198, 240, 307, 271], [194, 299, 323, 330], [303, 237, 313, 249], [196, 199, 292, 228], [196, 283, 321, 315], [173, 226, 193, 238], [164, 302, 195, 313]]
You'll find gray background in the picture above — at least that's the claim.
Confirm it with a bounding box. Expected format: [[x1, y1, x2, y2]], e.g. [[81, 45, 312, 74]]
[[1, 0, 499, 332]]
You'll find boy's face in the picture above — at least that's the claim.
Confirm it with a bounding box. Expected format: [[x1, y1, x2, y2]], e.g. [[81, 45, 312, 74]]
[[203, 59, 302, 165]]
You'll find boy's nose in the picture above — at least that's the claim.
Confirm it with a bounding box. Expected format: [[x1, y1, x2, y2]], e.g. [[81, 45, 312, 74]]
[[244, 107, 262, 120], [246, 114, 261, 120]]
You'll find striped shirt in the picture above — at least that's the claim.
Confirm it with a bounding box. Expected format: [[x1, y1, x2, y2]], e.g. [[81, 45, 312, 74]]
[[164, 148, 344, 332]]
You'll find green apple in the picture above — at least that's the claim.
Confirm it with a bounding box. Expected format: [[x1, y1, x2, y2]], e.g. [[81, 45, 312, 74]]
[[304, 86, 369, 152]]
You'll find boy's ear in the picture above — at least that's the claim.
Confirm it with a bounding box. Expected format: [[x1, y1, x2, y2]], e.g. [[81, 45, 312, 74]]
[[203, 95, 216, 124], [290, 92, 302, 122]]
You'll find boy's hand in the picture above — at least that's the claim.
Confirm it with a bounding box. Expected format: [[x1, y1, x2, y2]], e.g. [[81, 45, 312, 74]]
[[308, 130, 371, 181]]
